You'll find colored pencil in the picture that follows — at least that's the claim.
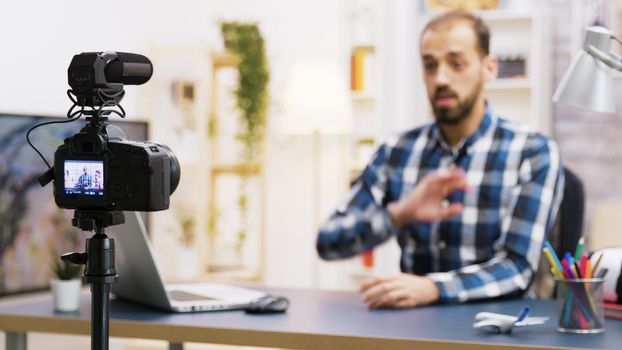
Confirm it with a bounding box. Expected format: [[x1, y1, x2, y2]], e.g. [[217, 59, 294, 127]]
[[580, 255, 588, 278], [543, 247, 564, 278], [574, 237, 584, 262], [544, 241, 564, 273], [592, 253, 604, 276]]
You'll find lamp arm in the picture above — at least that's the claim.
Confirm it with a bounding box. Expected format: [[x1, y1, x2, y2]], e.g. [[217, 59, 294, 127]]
[[586, 45, 622, 71]]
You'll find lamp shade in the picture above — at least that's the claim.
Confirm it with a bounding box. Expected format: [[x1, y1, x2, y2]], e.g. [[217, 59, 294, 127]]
[[281, 61, 352, 134], [553, 26, 616, 113]]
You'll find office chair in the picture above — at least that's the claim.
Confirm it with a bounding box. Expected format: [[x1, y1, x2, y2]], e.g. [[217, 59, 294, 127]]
[[554, 167, 585, 256], [531, 166, 585, 299]]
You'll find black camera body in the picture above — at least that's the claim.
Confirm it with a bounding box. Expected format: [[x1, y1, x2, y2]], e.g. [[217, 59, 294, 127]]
[[39, 51, 180, 213], [53, 122, 178, 211]]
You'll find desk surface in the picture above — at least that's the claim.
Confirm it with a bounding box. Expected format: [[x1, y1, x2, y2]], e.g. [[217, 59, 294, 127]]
[[1, 287, 621, 350]]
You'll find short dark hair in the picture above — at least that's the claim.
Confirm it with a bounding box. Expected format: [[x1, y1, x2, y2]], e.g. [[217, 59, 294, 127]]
[[421, 10, 490, 56]]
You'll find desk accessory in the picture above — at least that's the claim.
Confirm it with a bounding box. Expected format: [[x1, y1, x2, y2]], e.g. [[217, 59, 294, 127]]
[[544, 240, 606, 333], [473, 307, 548, 334]]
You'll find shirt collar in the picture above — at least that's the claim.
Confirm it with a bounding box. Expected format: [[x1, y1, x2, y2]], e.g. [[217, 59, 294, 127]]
[[429, 104, 495, 156]]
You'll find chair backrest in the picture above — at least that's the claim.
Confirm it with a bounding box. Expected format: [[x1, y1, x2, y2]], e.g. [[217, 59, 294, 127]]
[[589, 200, 622, 250], [531, 166, 584, 298], [554, 167, 585, 255]]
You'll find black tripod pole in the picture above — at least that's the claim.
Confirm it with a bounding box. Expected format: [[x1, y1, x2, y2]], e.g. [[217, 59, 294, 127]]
[[91, 282, 111, 350], [84, 227, 118, 350]]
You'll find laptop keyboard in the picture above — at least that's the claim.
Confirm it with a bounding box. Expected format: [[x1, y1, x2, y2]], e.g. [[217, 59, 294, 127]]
[[169, 290, 216, 302]]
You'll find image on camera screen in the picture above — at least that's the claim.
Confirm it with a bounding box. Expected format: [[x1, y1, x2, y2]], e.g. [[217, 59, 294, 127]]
[[64, 160, 104, 196]]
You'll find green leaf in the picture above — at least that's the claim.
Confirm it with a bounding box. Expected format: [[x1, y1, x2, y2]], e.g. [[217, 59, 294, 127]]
[[51, 259, 82, 280]]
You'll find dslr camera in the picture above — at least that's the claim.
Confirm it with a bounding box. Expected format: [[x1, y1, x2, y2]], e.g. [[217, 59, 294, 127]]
[[42, 51, 180, 212]]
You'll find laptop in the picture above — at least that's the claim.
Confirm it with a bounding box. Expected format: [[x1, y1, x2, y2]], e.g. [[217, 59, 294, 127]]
[[108, 211, 266, 312]]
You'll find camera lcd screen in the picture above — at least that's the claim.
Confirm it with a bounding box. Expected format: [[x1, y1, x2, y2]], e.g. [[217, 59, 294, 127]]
[[64, 160, 104, 196]]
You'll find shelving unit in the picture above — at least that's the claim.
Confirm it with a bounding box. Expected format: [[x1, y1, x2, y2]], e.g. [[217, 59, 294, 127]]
[[483, 10, 553, 135], [347, 0, 385, 176]]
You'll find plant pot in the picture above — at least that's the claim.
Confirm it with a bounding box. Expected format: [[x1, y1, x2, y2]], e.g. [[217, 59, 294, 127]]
[[50, 279, 82, 312], [175, 246, 199, 281]]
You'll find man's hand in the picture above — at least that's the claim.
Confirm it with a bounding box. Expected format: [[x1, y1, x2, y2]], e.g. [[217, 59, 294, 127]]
[[388, 167, 468, 228], [359, 274, 440, 309]]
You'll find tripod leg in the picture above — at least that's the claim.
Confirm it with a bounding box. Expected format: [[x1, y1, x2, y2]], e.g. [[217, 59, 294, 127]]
[[169, 343, 184, 350], [6, 332, 27, 350], [91, 283, 111, 350]]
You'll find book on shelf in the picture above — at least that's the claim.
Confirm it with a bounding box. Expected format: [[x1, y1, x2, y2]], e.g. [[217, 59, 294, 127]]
[[605, 302, 622, 321], [350, 48, 374, 93]]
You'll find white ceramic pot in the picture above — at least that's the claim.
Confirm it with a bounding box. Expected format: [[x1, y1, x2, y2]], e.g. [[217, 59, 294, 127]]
[[50, 279, 82, 312], [176, 246, 199, 281]]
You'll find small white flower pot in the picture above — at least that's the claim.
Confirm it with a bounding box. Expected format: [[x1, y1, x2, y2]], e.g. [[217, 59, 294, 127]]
[[176, 246, 199, 281], [50, 279, 82, 312]]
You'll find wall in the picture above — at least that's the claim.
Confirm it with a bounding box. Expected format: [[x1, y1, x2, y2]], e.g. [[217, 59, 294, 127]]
[[548, 0, 622, 241]]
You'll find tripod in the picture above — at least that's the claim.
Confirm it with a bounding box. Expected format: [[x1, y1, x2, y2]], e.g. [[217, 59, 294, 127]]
[[62, 210, 124, 350]]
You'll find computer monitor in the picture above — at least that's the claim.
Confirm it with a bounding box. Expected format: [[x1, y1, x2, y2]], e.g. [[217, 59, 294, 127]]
[[0, 113, 148, 295]]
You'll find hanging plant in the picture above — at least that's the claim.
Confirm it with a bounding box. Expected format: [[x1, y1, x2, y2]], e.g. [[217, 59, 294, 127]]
[[220, 22, 270, 256]]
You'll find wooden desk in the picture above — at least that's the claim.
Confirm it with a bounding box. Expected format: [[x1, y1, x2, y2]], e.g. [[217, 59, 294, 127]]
[[1, 287, 621, 350]]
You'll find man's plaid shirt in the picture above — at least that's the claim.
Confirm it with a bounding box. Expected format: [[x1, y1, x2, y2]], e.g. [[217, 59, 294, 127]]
[[317, 107, 564, 303]]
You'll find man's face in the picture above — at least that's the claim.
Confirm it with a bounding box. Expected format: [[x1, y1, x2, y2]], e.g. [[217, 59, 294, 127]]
[[421, 22, 489, 124]]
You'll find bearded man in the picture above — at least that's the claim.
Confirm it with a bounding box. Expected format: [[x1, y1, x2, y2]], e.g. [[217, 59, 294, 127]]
[[317, 10, 564, 308]]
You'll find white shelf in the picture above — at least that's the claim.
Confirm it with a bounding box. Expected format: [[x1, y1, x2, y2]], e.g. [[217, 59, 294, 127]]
[[351, 44, 376, 52], [420, 10, 533, 25], [485, 78, 531, 90], [351, 92, 376, 101], [477, 9, 533, 22]]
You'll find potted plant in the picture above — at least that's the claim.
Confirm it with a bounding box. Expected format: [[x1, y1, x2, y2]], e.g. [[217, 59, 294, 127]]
[[50, 259, 82, 312]]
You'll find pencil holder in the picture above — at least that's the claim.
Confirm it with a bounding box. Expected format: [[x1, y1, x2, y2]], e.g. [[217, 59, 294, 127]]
[[556, 278, 605, 333]]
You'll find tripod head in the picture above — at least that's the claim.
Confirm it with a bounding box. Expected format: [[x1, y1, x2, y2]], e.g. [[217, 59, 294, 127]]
[[61, 210, 123, 284], [62, 210, 123, 278], [72, 210, 125, 231]]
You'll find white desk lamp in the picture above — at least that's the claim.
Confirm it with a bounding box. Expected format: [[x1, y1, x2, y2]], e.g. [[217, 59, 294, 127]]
[[553, 26, 622, 113]]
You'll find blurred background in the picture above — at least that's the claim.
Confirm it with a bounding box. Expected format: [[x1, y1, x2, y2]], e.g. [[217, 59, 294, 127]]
[[1, 0, 621, 348]]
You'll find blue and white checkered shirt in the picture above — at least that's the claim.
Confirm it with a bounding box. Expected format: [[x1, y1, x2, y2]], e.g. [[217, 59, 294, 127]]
[[317, 107, 564, 303]]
